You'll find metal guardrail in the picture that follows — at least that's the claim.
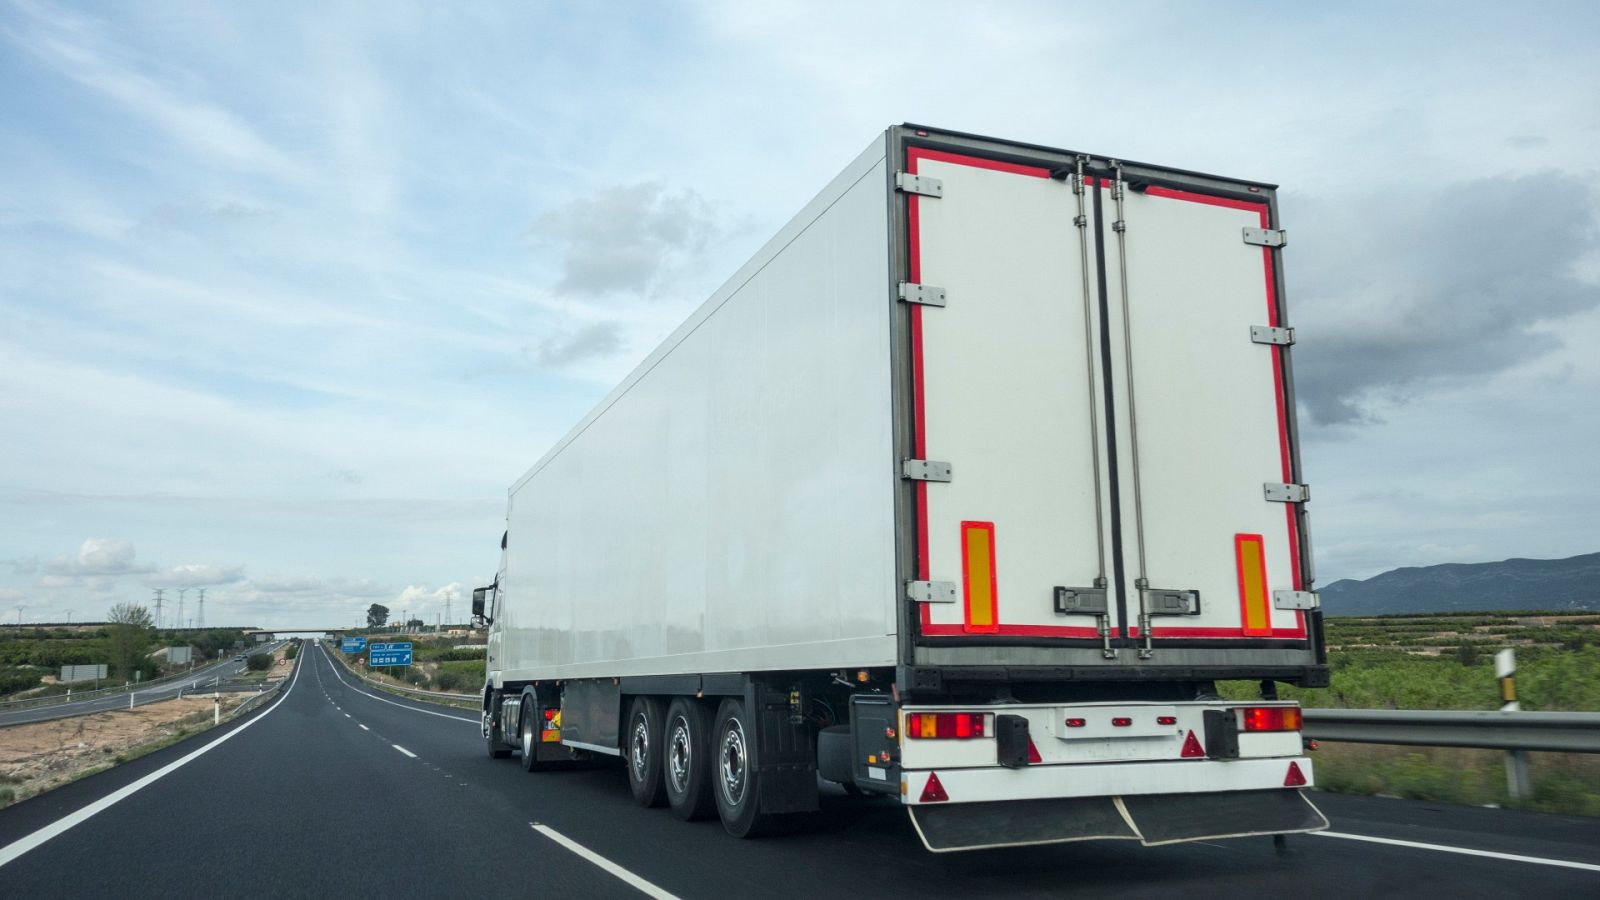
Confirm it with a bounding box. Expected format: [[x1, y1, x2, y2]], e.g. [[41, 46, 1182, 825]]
[[1303, 708, 1600, 754], [321, 641, 478, 701], [0, 641, 286, 711]]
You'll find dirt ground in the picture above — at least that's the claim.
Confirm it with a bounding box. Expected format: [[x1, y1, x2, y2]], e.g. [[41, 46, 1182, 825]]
[[0, 694, 249, 807]]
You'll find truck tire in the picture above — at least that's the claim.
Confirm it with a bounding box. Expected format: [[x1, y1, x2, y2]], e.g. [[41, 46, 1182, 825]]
[[520, 692, 551, 772], [625, 696, 667, 807], [663, 697, 715, 821], [485, 693, 511, 759], [712, 697, 774, 838]]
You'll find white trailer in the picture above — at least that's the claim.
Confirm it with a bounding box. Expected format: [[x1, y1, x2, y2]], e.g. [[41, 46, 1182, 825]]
[[475, 125, 1329, 851]]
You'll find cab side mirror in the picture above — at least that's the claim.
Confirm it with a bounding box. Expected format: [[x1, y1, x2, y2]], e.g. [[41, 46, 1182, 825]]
[[472, 587, 487, 621]]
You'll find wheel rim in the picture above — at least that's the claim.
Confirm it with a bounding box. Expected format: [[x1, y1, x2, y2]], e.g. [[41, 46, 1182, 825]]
[[522, 711, 534, 757], [667, 717, 691, 795], [719, 718, 747, 808], [630, 715, 651, 782]]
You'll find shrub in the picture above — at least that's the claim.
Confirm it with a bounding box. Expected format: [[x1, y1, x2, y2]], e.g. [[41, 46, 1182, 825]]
[[246, 654, 272, 671]]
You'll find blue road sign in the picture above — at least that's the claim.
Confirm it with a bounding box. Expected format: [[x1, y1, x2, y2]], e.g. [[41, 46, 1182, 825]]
[[368, 642, 414, 667], [341, 637, 368, 653]]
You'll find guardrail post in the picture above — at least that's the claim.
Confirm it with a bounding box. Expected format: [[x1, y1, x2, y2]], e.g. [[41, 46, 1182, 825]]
[[1496, 649, 1532, 802]]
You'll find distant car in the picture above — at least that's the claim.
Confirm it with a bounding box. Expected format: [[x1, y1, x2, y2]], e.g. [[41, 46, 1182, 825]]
[[233, 655, 245, 662]]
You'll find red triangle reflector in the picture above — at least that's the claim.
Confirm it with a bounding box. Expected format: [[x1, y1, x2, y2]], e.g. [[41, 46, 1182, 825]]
[[1284, 761, 1307, 787], [919, 772, 949, 803], [1180, 730, 1206, 758], [1027, 738, 1042, 764]]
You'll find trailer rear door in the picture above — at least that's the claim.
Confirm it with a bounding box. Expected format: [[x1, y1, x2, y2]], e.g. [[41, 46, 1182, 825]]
[[907, 148, 1120, 644], [1105, 182, 1307, 648]]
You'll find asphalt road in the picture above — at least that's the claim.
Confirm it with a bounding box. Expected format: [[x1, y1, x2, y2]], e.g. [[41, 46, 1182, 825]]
[[1, 642, 1597, 899], [0, 642, 283, 728]]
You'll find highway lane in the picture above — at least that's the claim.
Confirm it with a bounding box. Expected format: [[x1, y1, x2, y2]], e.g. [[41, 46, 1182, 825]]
[[0, 642, 284, 728], [2, 640, 1598, 899]]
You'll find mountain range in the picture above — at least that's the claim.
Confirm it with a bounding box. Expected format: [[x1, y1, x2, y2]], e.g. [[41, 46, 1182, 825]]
[[1319, 552, 1600, 616]]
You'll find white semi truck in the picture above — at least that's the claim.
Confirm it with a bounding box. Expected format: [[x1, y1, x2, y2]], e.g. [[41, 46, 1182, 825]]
[[474, 124, 1329, 852]]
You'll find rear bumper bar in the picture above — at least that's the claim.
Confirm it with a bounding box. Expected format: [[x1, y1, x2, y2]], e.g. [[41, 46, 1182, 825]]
[[901, 756, 1313, 805]]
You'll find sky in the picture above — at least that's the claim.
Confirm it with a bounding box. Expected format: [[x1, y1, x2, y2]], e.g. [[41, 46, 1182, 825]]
[[1, 1, 1597, 628]]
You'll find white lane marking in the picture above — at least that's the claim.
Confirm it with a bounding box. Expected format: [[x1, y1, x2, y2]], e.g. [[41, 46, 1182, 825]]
[[316, 644, 476, 724], [0, 652, 304, 869], [531, 823, 682, 900], [392, 744, 417, 758], [344, 713, 350, 718], [1314, 831, 1600, 872], [359, 724, 369, 731]]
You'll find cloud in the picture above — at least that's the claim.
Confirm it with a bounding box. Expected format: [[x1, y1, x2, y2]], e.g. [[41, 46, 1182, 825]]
[[533, 320, 624, 368], [44, 538, 147, 576], [530, 182, 717, 298], [157, 563, 246, 588], [1291, 173, 1600, 426]]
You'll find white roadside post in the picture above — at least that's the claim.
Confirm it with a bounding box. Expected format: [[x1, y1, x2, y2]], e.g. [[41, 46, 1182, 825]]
[[213, 693, 221, 726], [129, 691, 134, 711], [1495, 648, 1531, 801]]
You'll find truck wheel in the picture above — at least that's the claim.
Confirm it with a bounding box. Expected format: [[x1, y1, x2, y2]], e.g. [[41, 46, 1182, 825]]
[[663, 697, 715, 821], [712, 697, 774, 838], [626, 697, 667, 807], [520, 693, 551, 772], [485, 694, 511, 759]]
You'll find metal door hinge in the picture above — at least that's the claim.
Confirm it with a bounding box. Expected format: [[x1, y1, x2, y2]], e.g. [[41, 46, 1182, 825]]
[[898, 282, 947, 307], [902, 459, 952, 482], [907, 581, 958, 603], [1250, 325, 1296, 346], [1274, 590, 1320, 610], [1243, 227, 1287, 248], [1264, 483, 1310, 503], [896, 172, 943, 198]]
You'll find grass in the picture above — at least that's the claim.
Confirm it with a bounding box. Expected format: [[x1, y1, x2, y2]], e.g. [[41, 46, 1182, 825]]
[[1215, 611, 1600, 817]]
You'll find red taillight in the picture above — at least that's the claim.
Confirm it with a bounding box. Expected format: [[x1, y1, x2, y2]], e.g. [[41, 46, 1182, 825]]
[[1157, 715, 1177, 726], [1240, 706, 1303, 732], [905, 713, 988, 739], [1111, 717, 1132, 727], [543, 708, 556, 721], [1065, 717, 1086, 728], [919, 772, 949, 802]]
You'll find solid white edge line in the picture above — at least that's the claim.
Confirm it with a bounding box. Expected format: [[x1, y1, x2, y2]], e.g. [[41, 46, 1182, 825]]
[[316, 644, 476, 724], [1314, 831, 1600, 872], [530, 823, 681, 900], [0, 651, 304, 870], [392, 744, 417, 758]]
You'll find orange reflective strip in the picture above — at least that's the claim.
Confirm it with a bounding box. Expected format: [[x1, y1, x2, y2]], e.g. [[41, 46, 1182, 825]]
[[1235, 533, 1271, 636], [961, 521, 998, 633]]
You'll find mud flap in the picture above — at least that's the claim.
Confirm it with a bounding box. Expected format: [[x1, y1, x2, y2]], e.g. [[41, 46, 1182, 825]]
[[1120, 789, 1328, 847], [906, 790, 1327, 853], [908, 796, 1141, 853]]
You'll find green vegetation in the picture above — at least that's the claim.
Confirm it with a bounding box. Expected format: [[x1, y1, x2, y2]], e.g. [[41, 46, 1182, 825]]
[[245, 653, 273, 671], [1214, 612, 1600, 817], [284, 642, 299, 660], [0, 620, 250, 697]]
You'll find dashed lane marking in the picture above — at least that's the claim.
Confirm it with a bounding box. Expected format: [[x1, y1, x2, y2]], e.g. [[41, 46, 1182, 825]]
[[531, 823, 682, 900], [392, 744, 417, 758], [359, 724, 369, 731]]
